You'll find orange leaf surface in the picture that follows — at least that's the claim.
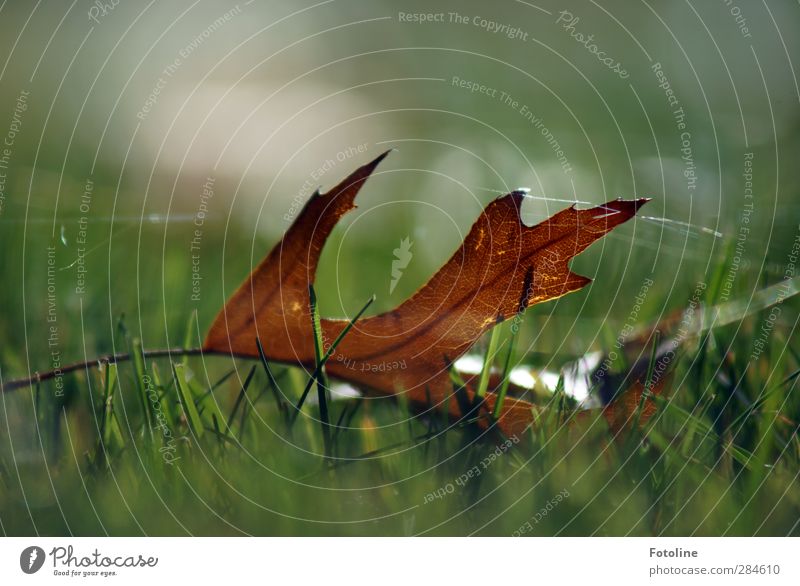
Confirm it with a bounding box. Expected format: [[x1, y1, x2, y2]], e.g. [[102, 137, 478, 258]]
[[204, 152, 649, 435]]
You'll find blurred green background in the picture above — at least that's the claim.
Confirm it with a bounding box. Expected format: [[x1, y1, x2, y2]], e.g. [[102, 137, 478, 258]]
[[0, 0, 798, 535]]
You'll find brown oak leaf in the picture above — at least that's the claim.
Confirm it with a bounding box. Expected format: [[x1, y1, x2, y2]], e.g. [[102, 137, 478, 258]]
[[204, 151, 649, 435]]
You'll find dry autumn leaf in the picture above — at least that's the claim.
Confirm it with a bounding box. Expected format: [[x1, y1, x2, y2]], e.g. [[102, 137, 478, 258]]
[[592, 302, 703, 433], [204, 151, 649, 435]]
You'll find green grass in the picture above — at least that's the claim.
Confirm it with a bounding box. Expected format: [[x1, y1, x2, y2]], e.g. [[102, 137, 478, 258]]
[[0, 234, 798, 536]]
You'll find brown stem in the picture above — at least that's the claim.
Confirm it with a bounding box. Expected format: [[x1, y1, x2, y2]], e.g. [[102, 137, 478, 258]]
[[0, 347, 257, 393]]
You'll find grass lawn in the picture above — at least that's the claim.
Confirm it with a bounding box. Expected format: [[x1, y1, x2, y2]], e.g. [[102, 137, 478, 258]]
[[1, 200, 798, 536]]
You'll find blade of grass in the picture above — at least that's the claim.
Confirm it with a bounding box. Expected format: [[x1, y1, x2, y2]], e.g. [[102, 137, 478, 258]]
[[333, 397, 364, 445], [102, 364, 125, 451], [424, 386, 439, 434], [150, 361, 177, 430], [226, 365, 257, 436], [98, 361, 124, 457], [238, 395, 254, 444], [98, 361, 116, 446], [334, 401, 353, 431], [194, 379, 227, 431], [493, 325, 519, 420], [538, 375, 566, 449], [132, 338, 153, 436], [475, 322, 503, 400], [196, 368, 237, 403], [725, 369, 800, 432], [33, 379, 42, 429], [704, 275, 800, 333], [172, 362, 204, 439], [630, 330, 662, 435], [181, 309, 198, 366], [255, 337, 285, 415], [447, 363, 468, 389], [653, 395, 755, 469], [309, 285, 332, 456], [705, 237, 735, 305], [293, 291, 375, 419]]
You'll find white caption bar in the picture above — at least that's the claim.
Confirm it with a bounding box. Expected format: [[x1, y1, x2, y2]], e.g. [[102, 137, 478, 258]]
[[1, 537, 797, 584]]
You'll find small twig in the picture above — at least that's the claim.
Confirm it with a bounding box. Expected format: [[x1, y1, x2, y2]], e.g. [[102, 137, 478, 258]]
[[0, 347, 260, 393]]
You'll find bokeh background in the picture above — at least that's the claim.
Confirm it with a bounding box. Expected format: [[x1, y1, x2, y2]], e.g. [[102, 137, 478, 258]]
[[0, 0, 798, 536]]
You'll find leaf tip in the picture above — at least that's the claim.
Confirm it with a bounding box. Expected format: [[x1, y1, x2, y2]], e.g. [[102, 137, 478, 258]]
[[501, 190, 527, 214], [617, 196, 652, 212], [321, 149, 392, 200], [371, 148, 393, 168], [592, 197, 652, 219]]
